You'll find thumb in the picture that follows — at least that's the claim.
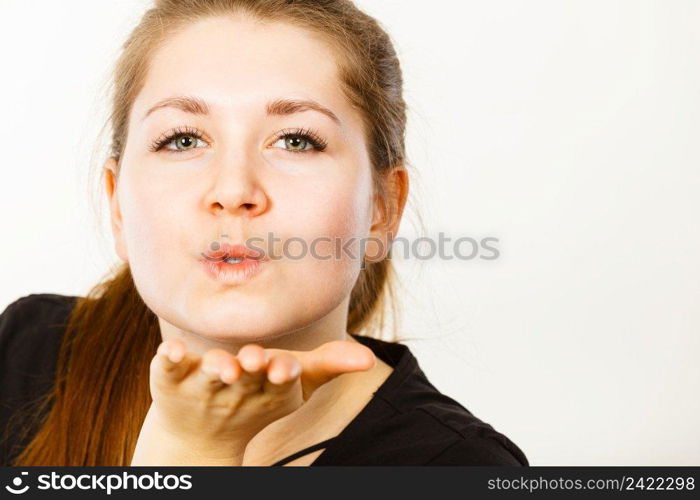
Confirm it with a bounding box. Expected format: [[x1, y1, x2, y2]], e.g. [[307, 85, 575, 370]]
[[296, 340, 376, 401]]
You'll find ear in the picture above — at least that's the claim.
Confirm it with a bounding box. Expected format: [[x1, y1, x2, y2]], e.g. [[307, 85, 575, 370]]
[[365, 166, 409, 263], [104, 157, 128, 262]]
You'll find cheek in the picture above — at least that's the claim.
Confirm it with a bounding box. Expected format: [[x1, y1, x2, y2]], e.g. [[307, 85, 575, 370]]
[[268, 174, 373, 304], [275, 173, 372, 263], [117, 175, 191, 299]]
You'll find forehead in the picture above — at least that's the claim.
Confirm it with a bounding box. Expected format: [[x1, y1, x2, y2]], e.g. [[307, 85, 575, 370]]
[[132, 16, 355, 128]]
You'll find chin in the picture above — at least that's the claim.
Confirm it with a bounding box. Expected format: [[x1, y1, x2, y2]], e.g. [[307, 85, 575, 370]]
[[192, 327, 285, 344], [186, 304, 281, 340], [185, 302, 323, 345]]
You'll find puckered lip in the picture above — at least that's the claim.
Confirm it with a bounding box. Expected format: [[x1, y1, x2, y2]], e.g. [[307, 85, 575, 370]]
[[200, 242, 267, 262]]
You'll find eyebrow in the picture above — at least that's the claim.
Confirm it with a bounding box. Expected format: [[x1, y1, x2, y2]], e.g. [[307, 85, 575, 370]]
[[141, 95, 342, 126]]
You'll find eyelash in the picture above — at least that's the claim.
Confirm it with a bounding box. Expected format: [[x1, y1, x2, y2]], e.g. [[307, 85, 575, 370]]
[[148, 125, 328, 154]]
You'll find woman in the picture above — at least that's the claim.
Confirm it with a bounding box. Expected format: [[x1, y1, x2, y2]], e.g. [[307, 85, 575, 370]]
[[0, 0, 527, 466]]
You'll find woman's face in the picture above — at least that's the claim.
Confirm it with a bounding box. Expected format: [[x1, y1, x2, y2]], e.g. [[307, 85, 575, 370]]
[[106, 16, 380, 344]]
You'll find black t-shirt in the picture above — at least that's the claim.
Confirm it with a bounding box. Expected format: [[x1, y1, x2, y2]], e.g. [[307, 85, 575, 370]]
[[0, 293, 528, 466]]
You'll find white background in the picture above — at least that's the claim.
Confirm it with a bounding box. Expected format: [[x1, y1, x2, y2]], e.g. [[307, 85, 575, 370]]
[[1, 0, 698, 465]]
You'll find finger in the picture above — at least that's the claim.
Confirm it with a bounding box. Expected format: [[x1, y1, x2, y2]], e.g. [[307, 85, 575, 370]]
[[298, 340, 376, 400], [154, 339, 197, 383], [219, 353, 243, 385], [263, 352, 301, 395], [197, 349, 234, 390], [237, 343, 270, 375], [232, 344, 270, 394]]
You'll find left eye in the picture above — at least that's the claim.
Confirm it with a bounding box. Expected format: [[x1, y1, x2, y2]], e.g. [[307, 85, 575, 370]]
[[270, 129, 327, 153], [272, 135, 314, 152]]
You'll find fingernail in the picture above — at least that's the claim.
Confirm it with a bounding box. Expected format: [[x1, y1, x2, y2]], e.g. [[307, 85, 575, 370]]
[[169, 346, 184, 363], [269, 368, 285, 384]]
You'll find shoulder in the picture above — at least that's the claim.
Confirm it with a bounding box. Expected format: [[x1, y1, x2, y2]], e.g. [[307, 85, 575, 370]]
[[386, 342, 527, 465], [0, 292, 79, 330], [400, 384, 528, 465], [375, 393, 529, 465], [0, 292, 78, 328], [326, 336, 529, 465], [0, 293, 79, 393], [425, 434, 528, 466], [0, 293, 78, 360], [0, 293, 79, 465]]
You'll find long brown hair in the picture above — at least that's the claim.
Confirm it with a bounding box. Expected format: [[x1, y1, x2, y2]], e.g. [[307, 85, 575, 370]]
[[12, 0, 411, 466]]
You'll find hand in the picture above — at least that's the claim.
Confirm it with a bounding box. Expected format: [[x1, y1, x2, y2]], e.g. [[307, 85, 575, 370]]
[[130, 338, 376, 465]]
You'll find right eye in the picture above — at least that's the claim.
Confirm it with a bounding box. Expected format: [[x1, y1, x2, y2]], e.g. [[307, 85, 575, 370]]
[[149, 126, 209, 154]]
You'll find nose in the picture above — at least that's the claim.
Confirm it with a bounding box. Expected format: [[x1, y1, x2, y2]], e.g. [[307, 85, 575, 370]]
[[204, 149, 269, 218]]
